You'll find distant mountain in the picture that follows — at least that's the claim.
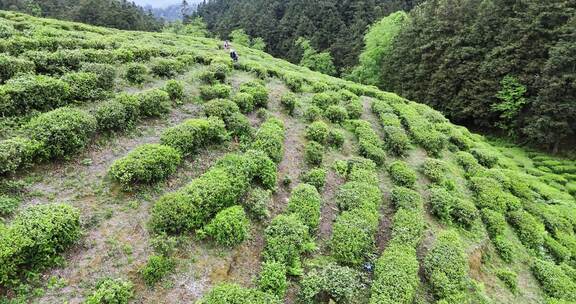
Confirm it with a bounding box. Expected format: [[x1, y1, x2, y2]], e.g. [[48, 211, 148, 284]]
[[147, 1, 200, 22]]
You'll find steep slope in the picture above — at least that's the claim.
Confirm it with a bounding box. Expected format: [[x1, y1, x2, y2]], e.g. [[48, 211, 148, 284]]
[[0, 10, 575, 304]]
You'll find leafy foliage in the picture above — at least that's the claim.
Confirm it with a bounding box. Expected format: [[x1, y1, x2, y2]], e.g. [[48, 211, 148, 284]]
[[198, 205, 250, 247], [85, 278, 134, 304]]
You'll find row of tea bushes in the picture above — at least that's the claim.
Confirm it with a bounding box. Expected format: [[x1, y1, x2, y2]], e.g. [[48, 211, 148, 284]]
[[371, 99, 411, 156], [348, 120, 386, 165]]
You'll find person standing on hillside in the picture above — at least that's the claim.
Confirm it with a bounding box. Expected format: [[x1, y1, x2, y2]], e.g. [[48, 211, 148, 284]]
[[230, 49, 239, 63], [224, 40, 230, 50]]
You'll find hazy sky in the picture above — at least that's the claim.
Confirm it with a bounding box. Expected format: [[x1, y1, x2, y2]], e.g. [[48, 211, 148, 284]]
[[132, 0, 183, 8]]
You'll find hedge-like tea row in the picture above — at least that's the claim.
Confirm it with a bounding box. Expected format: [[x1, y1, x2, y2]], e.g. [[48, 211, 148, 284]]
[[199, 283, 281, 304], [286, 183, 322, 233], [330, 158, 382, 266], [348, 120, 386, 165], [240, 81, 269, 108], [203, 98, 253, 138], [251, 117, 286, 163], [160, 117, 228, 155], [0, 203, 81, 287], [371, 99, 411, 156], [0, 54, 35, 83]]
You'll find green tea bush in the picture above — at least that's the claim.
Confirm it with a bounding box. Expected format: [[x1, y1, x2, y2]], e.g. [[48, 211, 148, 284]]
[[448, 128, 473, 151], [61, 72, 105, 101], [140, 254, 175, 286], [561, 263, 576, 282], [109, 144, 182, 188], [304, 105, 322, 122], [209, 62, 231, 82], [0, 54, 34, 83], [263, 214, 314, 276], [198, 205, 250, 246], [150, 58, 184, 77], [305, 121, 329, 144], [344, 99, 363, 120], [258, 261, 287, 298], [451, 198, 478, 228], [251, 117, 285, 163], [531, 259, 576, 301], [203, 98, 240, 122], [80, 63, 116, 91], [125, 63, 147, 84], [507, 210, 545, 250], [233, 92, 255, 114], [301, 168, 327, 191], [493, 235, 514, 263], [349, 120, 386, 165], [0, 203, 81, 286], [331, 209, 379, 266], [327, 129, 345, 149], [391, 187, 423, 211], [26, 107, 97, 159], [136, 89, 171, 117], [390, 208, 425, 248], [380, 113, 403, 128], [393, 103, 448, 157], [422, 158, 448, 184], [200, 83, 232, 100], [163, 80, 185, 101], [469, 177, 508, 213], [85, 278, 134, 304], [299, 263, 364, 304], [24, 49, 85, 74], [0, 194, 20, 216], [0, 137, 40, 174], [305, 141, 324, 166], [280, 92, 297, 115], [544, 235, 571, 263], [471, 148, 499, 168], [95, 93, 140, 132], [2, 74, 71, 115], [199, 283, 281, 304], [325, 105, 348, 124], [336, 182, 381, 211], [424, 230, 468, 301], [370, 244, 419, 304], [429, 186, 455, 223], [495, 269, 517, 294], [282, 74, 304, 93], [481, 209, 507, 238], [240, 81, 268, 108], [312, 92, 338, 110], [160, 118, 228, 155], [287, 183, 322, 232], [383, 126, 410, 156], [389, 161, 417, 188], [244, 187, 271, 221]]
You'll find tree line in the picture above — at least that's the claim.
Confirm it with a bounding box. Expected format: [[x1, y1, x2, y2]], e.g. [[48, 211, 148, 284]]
[[0, 0, 162, 31]]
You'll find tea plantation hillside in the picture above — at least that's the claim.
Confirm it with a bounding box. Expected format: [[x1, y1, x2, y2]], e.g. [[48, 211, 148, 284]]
[[1, 10, 576, 304]]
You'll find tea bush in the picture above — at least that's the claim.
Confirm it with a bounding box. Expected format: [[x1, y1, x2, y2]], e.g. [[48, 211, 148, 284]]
[[331, 209, 379, 266], [469, 177, 508, 213], [198, 205, 250, 246], [125, 63, 147, 84], [471, 148, 499, 168], [336, 182, 381, 211], [349, 120, 386, 165], [150, 58, 184, 77], [382, 126, 410, 156], [140, 254, 175, 286], [257, 261, 287, 298], [389, 161, 417, 188], [507, 210, 545, 250], [1, 74, 71, 115], [233, 92, 255, 113], [0, 137, 40, 174], [301, 168, 327, 191], [0, 203, 81, 286], [80, 63, 116, 91], [164, 80, 185, 101], [344, 99, 363, 120], [203, 98, 240, 122], [282, 74, 304, 93], [160, 118, 228, 155], [493, 235, 514, 263], [544, 235, 571, 263], [136, 89, 171, 117], [451, 198, 478, 228], [287, 183, 322, 232], [305, 121, 329, 144], [390, 208, 425, 248], [429, 186, 455, 223], [424, 230, 468, 301], [422, 158, 449, 184], [251, 117, 285, 163], [370, 244, 419, 304], [531, 259, 576, 301], [61, 71, 104, 101], [280, 92, 297, 115], [244, 187, 271, 221], [109, 144, 182, 189], [325, 105, 348, 123], [208, 62, 231, 82], [95, 93, 140, 132], [199, 283, 281, 304], [305, 141, 324, 166], [200, 83, 232, 100], [327, 129, 345, 149], [305, 105, 322, 122], [26, 107, 97, 159], [299, 263, 364, 304], [312, 92, 338, 110], [0, 54, 34, 83], [240, 81, 268, 108], [85, 278, 134, 304], [0, 194, 20, 216], [495, 269, 517, 294]]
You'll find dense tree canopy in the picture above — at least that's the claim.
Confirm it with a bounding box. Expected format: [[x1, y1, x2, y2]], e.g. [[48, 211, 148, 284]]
[[0, 0, 162, 31], [354, 0, 575, 151], [194, 0, 423, 73]]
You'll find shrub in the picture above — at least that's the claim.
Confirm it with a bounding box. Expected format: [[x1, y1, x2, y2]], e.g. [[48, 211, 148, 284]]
[[233, 92, 255, 114], [80, 63, 116, 91], [531, 259, 576, 301], [391, 187, 422, 211], [140, 254, 175, 286], [370, 244, 419, 304], [0, 204, 81, 286], [62, 72, 105, 101], [304, 105, 322, 122], [324, 105, 348, 123], [481, 209, 507, 238], [429, 186, 455, 223], [200, 83, 232, 100], [344, 99, 363, 120], [199, 283, 281, 304], [331, 209, 379, 266], [0, 55, 34, 83], [507, 210, 545, 250], [312, 92, 338, 110], [305, 141, 324, 166], [301, 168, 327, 191], [198, 206, 250, 246], [203, 98, 240, 122], [137, 89, 171, 117], [424, 230, 468, 301], [390, 208, 425, 248], [305, 121, 329, 144], [280, 92, 297, 115], [349, 120, 386, 165], [263, 214, 314, 276], [163, 80, 185, 101], [95, 95, 140, 132], [287, 184, 322, 232], [327, 129, 345, 149], [0, 194, 20, 216], [2, 75, 71, 115], [258, 261, 287, 298], [383, 126, 410, 156], [544, 235, 571, 263], [495, 269, 517, 294], [125, 63, 147, 84], [26, 107, 97, 159], [109, 144, 182, 189], [336, 182, 382, 211], [0, 137, 40, 175], [422, 158, 448, 184], [85, 278, 134, 304], [240, 81, 268, 108], [469, 177, 508, 213], [160, 118, 228, 155], [282, 74, 304, 93], [209, 62, 231, 82], [471, 148, 499, 168], [150, 58, 184, 77], [227, 112, 253, 139], [389, 161, 417, 188], [251, 117, 285, 163], [493, 235, 514, 263], [451, 199, 478, 228], [299, 263, 364, 304], [244, 187, 271, 221]]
